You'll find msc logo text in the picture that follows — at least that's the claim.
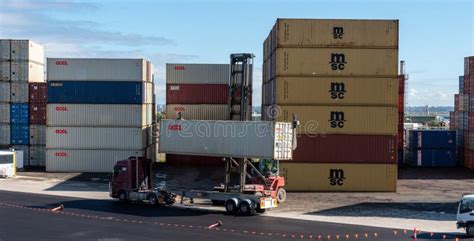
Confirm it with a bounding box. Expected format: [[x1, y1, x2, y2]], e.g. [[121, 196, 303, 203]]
[[329, 53, 346, 71], [329, 111, 345, 128], [333, 27, 344, 39], [329, 169, 345, 186], [329, 82, 346, 99]]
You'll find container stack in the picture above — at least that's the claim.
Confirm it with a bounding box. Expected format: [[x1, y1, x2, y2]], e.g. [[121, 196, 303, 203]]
[[398, 74, 406, 165], [46, 58, 154, 172], [262, 19, 399, 191], [408, 130, 457, 167], [463, 56, 474, 169], [0, 40, 45, 167], [164, 63, 230, 165]]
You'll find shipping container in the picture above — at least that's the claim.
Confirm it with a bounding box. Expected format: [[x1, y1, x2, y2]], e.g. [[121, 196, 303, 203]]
[[29, 145, 45, 167], [0, 82, 10, 102], [47, 81, 153, 104], [10, 40, 44, 64], [11, 124, 29, 145], [159, 120, 293, 160], [10, 83, 29, 103], [46, 149, 146, 172], [409, 149, 457, 167], [10, 103, 29, 124], [29, 82, 47, 103], [11, 145, 30, 166], [0, 62, 10, 81], [0, 40, 10, 60], [455, 94, 460, 111], [166, 84, 229, 104], [466, 56, 474, 76], [0, 124, 10, 145], [408, 130, 456, 149], [165, 104, 228, 120], [265, 48, 398, 81], [165, 154, 224, 166], [10, 61, 44, 82], [292, 134, 396, 163], [29, 125, 46, 145], [47, 58, 152, 82], [262, 105, 397, 135], [46, 126, 150, 149], [280, 163, 397, 192], [262, 77, 398, 106], [166, 64, 230, 84], [29, 103, 46, 125], [47, 104, 152, 127], [460, 76, 465, 94], [0, 103, 9, 124]]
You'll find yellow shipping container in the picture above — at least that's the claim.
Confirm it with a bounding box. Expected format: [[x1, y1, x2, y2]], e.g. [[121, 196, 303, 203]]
[[280, 163, 397, 192], [262, 77, 398, 106], [270, 19, 398, 51], [265, 48, 398, 81], [263, 105, 398, 135]]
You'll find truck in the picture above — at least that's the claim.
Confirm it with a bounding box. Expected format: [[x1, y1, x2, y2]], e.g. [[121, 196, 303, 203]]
[[457, 194, 474, 235]]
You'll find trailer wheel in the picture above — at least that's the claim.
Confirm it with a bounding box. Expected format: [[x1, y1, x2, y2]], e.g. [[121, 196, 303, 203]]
[[148, 194, 158, 206], [118, 190, 128, 203], [238, 199, 255, 216], [277, 188, 287, 203], [224, 198, 238, 214]]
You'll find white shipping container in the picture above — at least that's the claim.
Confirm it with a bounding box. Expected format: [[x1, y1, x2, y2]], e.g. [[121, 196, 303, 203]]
[[10, 83, 28, 103], [11, 145, 29, 166], [46, 149, 146, 172], [11, 61, 44, 82], [0, 62, 10, 81], [166, 64, 230, 84], [30, 125, 46, 145], [0, 40, 10, 60], [165, 104, 228, 120], [47, 104, 152, 127], [47, 58, 153, 82], [10, 40, 44, 64], [0, 124, 10, 145], [145, 82, 154, 104], [159, 120, 293, 160], [0, 103, 10, 124], [46, 126, 150, 149], [30, 145, 46, 167], [0, 82, 10, 102]]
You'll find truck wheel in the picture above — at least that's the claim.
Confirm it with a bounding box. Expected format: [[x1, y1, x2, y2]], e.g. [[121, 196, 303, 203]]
[[149, 194, 158, 206], [238, 199, 255, 216], [118, 191, 128, 203], [224, 198, 238, 214], [277, 188, 287, 203], [467, 223, 474, 236], [256, 206, 266, 214]]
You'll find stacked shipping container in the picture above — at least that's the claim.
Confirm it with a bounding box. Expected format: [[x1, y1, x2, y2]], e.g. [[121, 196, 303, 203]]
[[262, 19, 399, 191], [46, 58, 155, 172], [0, 39, 46, 167], [462, 57, 474, 169], [408, 130, 457, 167], [164, 64, 230, 165]]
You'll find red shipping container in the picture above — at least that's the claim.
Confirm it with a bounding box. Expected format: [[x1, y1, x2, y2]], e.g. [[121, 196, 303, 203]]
[[166, 84, 228, 104], [465, 56, 474, 76], [29, 102, 46, 124], [398, 75, 405, 93], [166, 154, 224, 166], [28, 83, 47, 103], [398, 94, 404, 113], [288, 134, 397, 164], [455, 94, 460, 111], [465, 149, 474, 170]]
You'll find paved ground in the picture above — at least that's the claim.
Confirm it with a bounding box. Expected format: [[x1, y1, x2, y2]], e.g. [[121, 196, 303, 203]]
[[0, 190, 468, 241]]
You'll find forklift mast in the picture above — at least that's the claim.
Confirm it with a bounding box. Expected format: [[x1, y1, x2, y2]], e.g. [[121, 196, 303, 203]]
[[229, 53, 254, 121]]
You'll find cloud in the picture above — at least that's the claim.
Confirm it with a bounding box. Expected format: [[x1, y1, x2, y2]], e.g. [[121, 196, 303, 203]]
[[406, 87, 454, 106]]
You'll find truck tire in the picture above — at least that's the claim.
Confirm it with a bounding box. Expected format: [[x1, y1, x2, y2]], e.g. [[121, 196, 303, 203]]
[[256, 205, 266, 214], [224, 198, 238, 215], [467, 223, 474, 236], [149, 194, 158, 206], [277, 188, 287, 203], [238, 199, 255, 216], [118, 191, 128, 203]]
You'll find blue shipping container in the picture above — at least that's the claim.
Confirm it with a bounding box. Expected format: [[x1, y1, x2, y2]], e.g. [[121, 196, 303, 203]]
[[10, 103, 29, 124], [460, 76, 464, 94], [408, 130, 456, 149], [48, 81, 145, 104], [11, 124, 29, 145], [409, 148, 457, 167]]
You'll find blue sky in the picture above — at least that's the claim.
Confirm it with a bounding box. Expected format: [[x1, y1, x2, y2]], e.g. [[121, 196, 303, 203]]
[[1, 0, 473, 106]]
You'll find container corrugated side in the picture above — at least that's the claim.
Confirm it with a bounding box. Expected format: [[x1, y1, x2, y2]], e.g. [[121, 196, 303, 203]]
[[166, 84, 229, 104], [408, 130, 456, 149], [11, 40, 44, 64], [408, 148, 457, 167], [293, 134, 396, 163], [29, 145, 46, 167], [159, 120, 293, 160], [30, 103, 46, 125], [11, 145, 30, 166], [47, 104, 152, 127], [262, 77, 398, 106], [46, 126, 150, 149], [47, 81, 152, 104], [272, 19, 398, 49], [11, 124, 29, 145], [0, 82, 10, 102], [46, 149, 146, 172], [10, 61, 44, 82], [0, 40, 10, 60], [268, 48, 398, 80], [29, 82, 47, 103], [165, 104, 228, 120], [166, 64, 230, 84], [10, 83, 29, 103], [0, 103, 9, 124], [0, 124, 10, 145], [30, 125, 46, 145], [264, 105, 398, 135], [280, 163, 397, 192], [10, 103, 29, 124], [47, 58, 151, 81], [0, 62, 10, 81], [165, 154, 224, 166]]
